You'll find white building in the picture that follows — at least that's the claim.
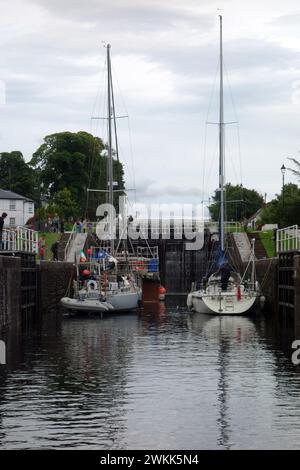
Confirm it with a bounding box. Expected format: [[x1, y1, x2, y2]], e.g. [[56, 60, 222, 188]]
[[0, 189, 35, 226]]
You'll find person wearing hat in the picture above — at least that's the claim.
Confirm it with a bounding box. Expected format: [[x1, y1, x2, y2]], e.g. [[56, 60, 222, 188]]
[[0, 212, 7, 250]]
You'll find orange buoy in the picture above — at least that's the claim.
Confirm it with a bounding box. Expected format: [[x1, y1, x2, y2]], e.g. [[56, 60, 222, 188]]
[[158, 286, 166, 301]]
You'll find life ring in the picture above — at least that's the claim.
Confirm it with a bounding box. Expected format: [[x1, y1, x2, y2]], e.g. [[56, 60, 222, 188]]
[[135, 260, 146, 271], [87, 280, 98, 291]]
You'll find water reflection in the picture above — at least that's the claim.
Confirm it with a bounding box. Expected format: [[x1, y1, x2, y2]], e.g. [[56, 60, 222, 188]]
[[0, 300, 300, 449]]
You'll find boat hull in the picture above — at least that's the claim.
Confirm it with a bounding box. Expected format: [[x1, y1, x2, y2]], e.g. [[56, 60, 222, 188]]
[[187, 290, 258, 315], [60, 291, 140, 313]]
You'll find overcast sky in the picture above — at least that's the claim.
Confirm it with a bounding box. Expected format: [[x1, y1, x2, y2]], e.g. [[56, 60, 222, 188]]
[[1, 0, 300, 206]]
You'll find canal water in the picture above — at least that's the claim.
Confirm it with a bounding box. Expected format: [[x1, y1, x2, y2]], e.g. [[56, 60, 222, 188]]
[[0, 298, 299, 450]]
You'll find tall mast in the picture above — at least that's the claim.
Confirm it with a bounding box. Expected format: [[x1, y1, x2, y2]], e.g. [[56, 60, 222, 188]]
[[107, 44, 114, 254], [219, 15, 225, 253], [107, 44, 113, 209]]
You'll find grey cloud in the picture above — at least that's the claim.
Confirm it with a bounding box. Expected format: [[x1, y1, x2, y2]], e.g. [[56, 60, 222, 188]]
[[271, 13, 300, 27], [1, 0, 300, 206], [30, 0, 214, 32]]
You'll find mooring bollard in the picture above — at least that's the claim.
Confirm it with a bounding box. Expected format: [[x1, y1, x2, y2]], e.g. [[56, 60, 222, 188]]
[[0, 340, 6, 365]]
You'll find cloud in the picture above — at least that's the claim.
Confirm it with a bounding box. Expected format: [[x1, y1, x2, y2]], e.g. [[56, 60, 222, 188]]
[[1, 0, 300, 207]]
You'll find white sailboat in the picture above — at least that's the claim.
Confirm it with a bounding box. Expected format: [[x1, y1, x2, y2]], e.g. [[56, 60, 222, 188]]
[[187, 16, 264, 315], [61, 44, 141, 314]]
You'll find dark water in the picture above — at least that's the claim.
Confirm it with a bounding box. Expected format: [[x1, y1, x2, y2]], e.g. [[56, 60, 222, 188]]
[[0, 299, 300, 450]]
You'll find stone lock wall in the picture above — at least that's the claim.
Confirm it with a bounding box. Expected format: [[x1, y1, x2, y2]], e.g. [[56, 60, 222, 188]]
[[37, 261, 75, 316], [0, 256, 22, 331]]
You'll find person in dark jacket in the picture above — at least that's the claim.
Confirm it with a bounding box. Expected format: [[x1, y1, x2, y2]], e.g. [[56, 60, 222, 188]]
[[51, 241, 59, 261], [0, 212, 7, 249], [219, 262, 231, 291]]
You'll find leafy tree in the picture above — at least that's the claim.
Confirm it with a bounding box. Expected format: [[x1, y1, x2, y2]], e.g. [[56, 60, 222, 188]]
[[287, 157, 300, 179], [0, 151, 37, 200], [261, 183, 300, 228], [51, 188, 79, 220], [30, 131, 124, 218], [209, 183, 264, 222]]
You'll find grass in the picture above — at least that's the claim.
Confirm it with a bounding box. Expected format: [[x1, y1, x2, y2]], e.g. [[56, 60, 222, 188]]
[[258, 230, 276, 258], [37, 232, 60, 261]]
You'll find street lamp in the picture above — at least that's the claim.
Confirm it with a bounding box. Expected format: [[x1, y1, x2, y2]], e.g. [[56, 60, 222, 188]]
[[281, 164, 286, 209]]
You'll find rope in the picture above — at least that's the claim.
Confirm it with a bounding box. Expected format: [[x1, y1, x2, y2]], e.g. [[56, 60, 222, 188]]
[[260, 257, 275, 289], [65, 267, 74, 297]]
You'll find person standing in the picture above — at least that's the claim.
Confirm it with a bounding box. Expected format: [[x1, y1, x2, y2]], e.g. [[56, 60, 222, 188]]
[[76, 219, 82, 233], [51, 241, 59, 261], [0, 212, 8, 250], [219, 262, 231, 291], [38, 235, 46, 260]]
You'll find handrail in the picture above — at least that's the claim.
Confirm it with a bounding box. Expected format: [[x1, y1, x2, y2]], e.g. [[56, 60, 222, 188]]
[[276, 225, 299, 253], [64, 223, 77, 261], [207, 221, 243, 233], [1, 226, 38, 253], [1, 228, 17, 251]]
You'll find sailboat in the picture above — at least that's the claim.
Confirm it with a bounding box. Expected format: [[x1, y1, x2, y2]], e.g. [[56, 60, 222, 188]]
[[61, 44, 141, 313], [187, 16, 264, 315]]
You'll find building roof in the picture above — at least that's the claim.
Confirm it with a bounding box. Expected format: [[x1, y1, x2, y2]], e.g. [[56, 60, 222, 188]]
[[0, 188, 34, 202], [246, 207, 263, 223]]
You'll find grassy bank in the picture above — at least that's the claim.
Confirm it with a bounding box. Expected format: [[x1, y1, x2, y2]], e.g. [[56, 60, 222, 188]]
[[37, 232, 60, 260], [259, 230, 276, 258]]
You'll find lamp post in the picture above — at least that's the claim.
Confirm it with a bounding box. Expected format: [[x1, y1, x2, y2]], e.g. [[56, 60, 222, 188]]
[[281, 164, 286, 228], [281, 164, 286, 209]]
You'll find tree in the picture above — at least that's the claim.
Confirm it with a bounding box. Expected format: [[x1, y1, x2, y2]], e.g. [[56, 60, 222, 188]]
[[30, 131, 125, 219], [52, 187, 79, 220], [209, 183, 264, 222], [287, 157, 300, 179], [261, 183, 300, 228], [0, 151, 37, 200]]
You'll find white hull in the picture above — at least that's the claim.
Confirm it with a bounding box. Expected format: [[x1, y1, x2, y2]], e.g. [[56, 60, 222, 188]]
[[187, 290, 258, 315], [61, 290, 141, 314]]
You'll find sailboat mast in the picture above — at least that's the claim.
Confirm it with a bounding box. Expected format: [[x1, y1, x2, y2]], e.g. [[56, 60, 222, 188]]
[[219, 15, 225, 253], [107, 44, 113, 209], [107, 44, 114, 254]]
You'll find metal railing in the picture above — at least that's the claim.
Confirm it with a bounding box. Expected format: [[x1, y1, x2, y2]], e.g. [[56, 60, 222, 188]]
[[276, 225, 300, 253], [136, 246, 159, 259], [1, 226, 38, 253], [207, 221, 243, 233], [64, 223, 77, 261]]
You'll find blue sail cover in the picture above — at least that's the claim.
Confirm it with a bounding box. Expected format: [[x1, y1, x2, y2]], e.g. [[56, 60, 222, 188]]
[[217, 187, 227, 268]]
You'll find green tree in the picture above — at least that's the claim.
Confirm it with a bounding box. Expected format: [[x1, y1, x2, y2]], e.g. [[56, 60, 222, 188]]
[[287, 157, 300, 179], [0, 151, 37, 200], [209, 183, 264, 222], [30, 131, 124, 218], [261, 183, 300, 228], [52, 187, 79, 220]]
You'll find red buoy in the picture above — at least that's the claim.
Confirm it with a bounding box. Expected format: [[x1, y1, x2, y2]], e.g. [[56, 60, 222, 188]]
[[82, 269, 91, 277], [158, 286, 166, 301]]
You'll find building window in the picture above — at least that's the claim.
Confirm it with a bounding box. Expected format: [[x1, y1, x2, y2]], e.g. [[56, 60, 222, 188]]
[[9, 200, 16, 211], [9, 218, 16, 226], [28, 204, 33, 213]]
